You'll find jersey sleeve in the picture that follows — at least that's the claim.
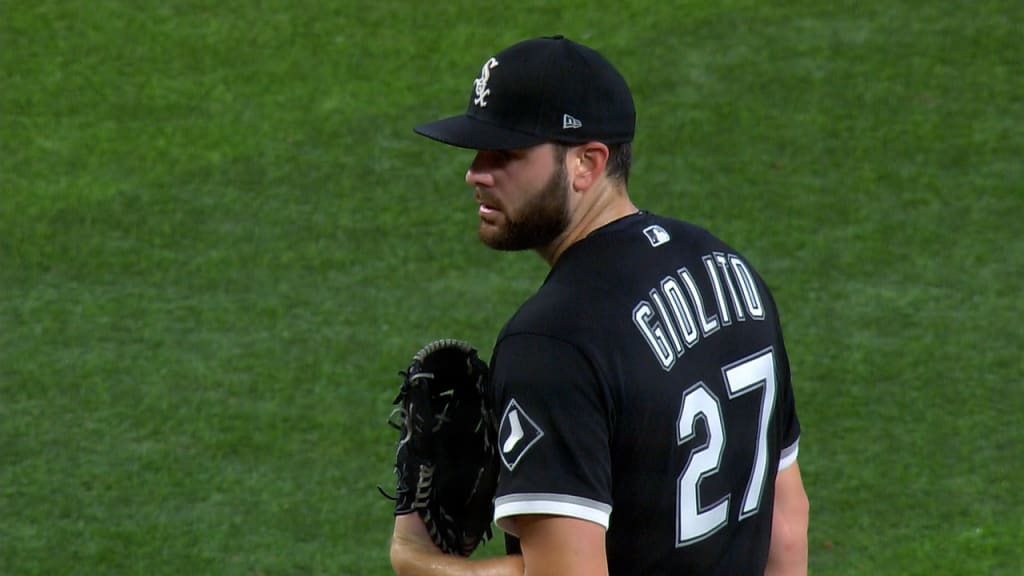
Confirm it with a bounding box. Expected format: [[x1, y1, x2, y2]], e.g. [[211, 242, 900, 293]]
[[489, 333, 614, 536], [774, 324, 801, 471]]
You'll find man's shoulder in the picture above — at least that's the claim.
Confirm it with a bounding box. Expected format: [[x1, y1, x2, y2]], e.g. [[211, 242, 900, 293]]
[[498, 279, 584, 340], [572, 212, 731, 260]]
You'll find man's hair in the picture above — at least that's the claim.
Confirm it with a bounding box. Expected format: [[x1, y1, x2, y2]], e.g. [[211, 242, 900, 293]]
[[553, 141, 632, 186], [605, 142, 632, 185]]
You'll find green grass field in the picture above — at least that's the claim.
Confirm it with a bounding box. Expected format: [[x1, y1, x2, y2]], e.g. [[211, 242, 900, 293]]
[[2, 1, 1021, 574]]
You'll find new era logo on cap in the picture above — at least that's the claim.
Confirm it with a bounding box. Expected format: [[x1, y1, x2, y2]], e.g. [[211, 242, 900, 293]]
[[414, 35, 635, 150]]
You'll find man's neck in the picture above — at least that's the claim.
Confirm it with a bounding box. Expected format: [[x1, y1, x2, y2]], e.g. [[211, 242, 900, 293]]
[[539, 184, 637, 267]]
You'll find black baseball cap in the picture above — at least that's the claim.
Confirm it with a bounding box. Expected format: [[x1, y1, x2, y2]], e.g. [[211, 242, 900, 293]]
[[414, 35, 635, 150]]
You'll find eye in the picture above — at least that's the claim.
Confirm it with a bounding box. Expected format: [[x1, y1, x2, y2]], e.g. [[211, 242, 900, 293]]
[[483, 149, 515, 165], [480, 148, 524, 167], [501, 148, 530, 161]]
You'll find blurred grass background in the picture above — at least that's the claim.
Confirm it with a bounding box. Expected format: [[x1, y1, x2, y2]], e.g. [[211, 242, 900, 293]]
[[1, 1, 1021, 574]]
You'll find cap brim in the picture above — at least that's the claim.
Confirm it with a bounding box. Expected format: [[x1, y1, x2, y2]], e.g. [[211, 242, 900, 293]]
[[414, 114, 546, 150]]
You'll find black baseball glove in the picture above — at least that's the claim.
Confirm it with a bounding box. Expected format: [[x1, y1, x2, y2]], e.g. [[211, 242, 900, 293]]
[[382, 339, 499, 556]]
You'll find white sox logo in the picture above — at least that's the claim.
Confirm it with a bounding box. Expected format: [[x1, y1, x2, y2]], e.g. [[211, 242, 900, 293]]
[[498, 399, 544, 471], [473, 57, 499, 108]]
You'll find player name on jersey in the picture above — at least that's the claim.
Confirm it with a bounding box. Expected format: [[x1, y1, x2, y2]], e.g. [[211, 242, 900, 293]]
[[632, 251, 765, 371]]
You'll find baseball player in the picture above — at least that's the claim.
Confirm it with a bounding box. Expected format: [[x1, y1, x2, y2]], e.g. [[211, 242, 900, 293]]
[[390, 35, 809, 576]]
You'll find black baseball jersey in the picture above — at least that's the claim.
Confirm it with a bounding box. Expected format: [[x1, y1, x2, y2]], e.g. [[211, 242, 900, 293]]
[[490, 211, 800, 575]]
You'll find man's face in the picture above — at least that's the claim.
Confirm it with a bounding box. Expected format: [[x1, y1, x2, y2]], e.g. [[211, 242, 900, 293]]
[[466, 144, 571, 251]]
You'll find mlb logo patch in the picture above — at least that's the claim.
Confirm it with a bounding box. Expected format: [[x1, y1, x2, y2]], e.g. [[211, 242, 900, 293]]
[[643, 225, 671, 247]]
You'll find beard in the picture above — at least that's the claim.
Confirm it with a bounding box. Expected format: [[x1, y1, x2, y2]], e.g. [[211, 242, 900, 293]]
[[479, 161, 571, 251]]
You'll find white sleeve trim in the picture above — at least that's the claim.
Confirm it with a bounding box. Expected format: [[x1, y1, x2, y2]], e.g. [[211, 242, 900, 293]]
[[494, 493, 612, 536], [779, 438, 799, 471]]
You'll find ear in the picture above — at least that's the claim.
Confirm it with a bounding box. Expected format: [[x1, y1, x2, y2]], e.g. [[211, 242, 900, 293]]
[[570, 142, 609, 192]]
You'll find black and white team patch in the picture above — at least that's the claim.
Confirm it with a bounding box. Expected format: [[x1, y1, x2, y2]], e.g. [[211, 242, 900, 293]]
[[498, 399, 544, 471], [643, 225, 671, 247]]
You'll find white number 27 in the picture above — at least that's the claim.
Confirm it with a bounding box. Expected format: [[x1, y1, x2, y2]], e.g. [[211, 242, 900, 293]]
[[675, 348, 776, 546]]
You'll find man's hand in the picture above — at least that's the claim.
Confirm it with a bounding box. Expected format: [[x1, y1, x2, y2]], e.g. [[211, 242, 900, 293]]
[[391, 514, 524, 576], [391, 514, 444, 564]]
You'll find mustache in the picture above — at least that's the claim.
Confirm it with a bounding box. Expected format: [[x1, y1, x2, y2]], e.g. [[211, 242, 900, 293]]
[[474, 189, 502, 209]]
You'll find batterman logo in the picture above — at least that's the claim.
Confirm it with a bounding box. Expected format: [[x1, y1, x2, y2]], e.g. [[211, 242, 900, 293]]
[[473, 57, 500, 108], [644, 225, 671, 247], [498, 399, 544, 471]]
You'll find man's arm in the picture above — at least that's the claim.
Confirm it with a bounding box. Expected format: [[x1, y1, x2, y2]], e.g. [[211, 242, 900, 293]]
[[515, 515, 608, 576], [390, 514, 524, 576], [765, 461, 809, 576]]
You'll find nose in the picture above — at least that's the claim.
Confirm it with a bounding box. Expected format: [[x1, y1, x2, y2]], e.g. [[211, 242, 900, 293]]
[[465, 151, 497, 188]]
